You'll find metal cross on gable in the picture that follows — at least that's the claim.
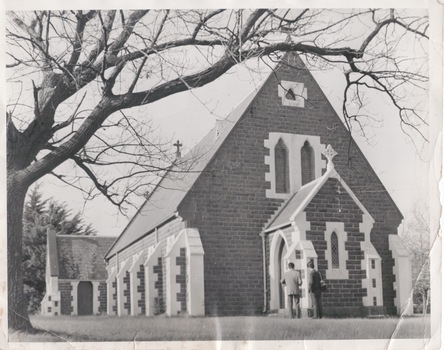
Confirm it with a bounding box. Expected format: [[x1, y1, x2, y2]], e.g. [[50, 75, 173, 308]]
[[173, 140, 183, 158], [322, 144, 338, 170]]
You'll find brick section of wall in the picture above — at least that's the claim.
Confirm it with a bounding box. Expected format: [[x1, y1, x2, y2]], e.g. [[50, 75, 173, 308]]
[[177, 54, 400, 315], [176, 248, 187, 312], [59, 281, 73, 315], [137, 264, 146, 314], [112, 280, 117, 313], [153, 257, 164, 314], [123, 271, 131, 312], [98, 282, 107, 313], [305, 178, 366, 310]]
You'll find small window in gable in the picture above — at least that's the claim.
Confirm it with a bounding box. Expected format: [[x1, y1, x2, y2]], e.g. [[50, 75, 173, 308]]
[[285, 88, 296, 101], [331, 232, 339, 268], [275, 138, 290, 193], [301, 141, 315, 185]]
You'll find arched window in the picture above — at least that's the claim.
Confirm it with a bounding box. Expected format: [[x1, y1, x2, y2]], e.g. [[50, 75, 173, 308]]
[[331, 232, 339, 268], [275, 139, 289, 193], [301, 140, 315, 185]]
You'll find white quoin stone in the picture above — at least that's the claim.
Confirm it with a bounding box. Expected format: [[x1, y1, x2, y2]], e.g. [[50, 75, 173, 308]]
[[106, 267, 117, 315], [71, 281, 79, 316], [389, 234, 414, 316], [165, 229, 205, 316], [116, 259, 132, 316], [129, 252, 145, 316], [361, 242, 383, 307], [144, 243, 163, 316], [41, 276, 61, 316], [91, 281, 101, 315]]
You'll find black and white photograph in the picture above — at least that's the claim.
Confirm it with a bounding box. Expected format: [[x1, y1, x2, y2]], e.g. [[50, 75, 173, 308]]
[[1, 1, 442, 349]]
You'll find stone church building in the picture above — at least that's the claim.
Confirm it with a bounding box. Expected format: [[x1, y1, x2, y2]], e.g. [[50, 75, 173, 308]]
[[44, 53, 413, 318]]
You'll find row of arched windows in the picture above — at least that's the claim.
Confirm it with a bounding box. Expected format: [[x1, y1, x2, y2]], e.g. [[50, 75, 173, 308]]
[[274, 139, 316, 193]]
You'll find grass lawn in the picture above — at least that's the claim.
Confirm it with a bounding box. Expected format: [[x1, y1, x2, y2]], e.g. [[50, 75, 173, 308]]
[[8, 314, 431, 342]]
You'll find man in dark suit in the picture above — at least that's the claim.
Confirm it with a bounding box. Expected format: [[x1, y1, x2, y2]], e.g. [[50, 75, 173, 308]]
[[281, 262, 302, 318], [308, 260, 323, 319]]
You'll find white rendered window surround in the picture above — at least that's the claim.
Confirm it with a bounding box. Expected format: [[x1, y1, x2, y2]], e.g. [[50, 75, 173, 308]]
[[278, 80, 307, 107], [269, 230, 290, 311], [324, 222, 349, 280], [264, 133, 325, 199]]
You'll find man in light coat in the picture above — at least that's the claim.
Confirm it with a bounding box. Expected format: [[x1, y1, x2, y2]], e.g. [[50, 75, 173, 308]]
[[281, 262, 302, 318]]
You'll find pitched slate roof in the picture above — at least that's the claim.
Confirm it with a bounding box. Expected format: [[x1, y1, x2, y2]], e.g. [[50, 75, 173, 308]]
[[265, 178, 322, 231], [51, 235, 115, 280], [105, 81, 269, 260], [265, 167, 375, 233]]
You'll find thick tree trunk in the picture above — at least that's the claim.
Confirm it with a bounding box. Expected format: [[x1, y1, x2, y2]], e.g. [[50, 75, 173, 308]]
[[7, 177, 33, 331]]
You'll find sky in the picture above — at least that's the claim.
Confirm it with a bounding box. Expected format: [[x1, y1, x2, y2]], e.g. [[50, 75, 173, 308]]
[[38, 59, 432, 238], [2, 7, 436, 240]]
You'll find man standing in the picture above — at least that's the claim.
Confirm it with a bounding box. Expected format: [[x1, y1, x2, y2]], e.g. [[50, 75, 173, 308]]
[[308, 260, 323, 319], [280, 262, 302, 318]]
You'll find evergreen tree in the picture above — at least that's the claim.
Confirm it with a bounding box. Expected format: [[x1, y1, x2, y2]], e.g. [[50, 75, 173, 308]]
[[22, 186, 96, 313], [22, 186, 48, 314]]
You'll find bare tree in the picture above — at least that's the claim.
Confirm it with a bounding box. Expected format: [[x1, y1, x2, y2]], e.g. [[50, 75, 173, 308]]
[[400, 204, 431, 315], [5, 9, 428, 331]]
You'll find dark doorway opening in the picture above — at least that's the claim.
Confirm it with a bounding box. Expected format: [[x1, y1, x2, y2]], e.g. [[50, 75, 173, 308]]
[[78, 281, 93, 315]]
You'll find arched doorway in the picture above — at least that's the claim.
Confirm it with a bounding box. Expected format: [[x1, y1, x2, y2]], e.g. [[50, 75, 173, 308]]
[[278, 238, 287, 309], [78, 281, 93, 315]]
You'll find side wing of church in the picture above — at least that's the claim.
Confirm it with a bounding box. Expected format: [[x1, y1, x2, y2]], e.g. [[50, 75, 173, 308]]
[[102, 54, 413, 318], [41, 230, 115, 316]]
